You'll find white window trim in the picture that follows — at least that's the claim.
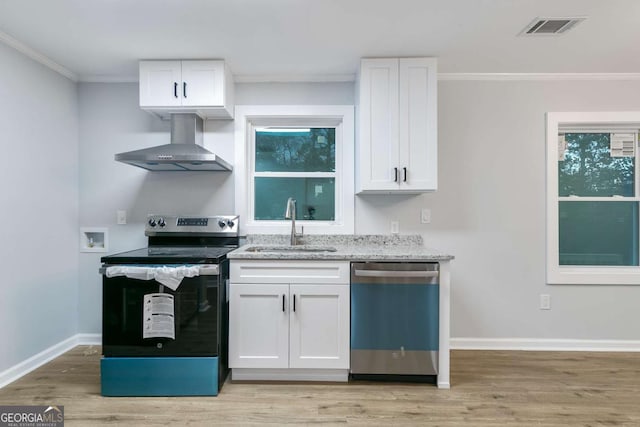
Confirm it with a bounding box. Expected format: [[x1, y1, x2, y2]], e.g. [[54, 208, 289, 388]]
[[546, 111, 640, 285], [234, 105, 355, 235]]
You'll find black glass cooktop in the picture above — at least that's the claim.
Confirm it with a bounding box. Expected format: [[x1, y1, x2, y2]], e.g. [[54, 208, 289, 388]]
[[101, 246, 236, 264]]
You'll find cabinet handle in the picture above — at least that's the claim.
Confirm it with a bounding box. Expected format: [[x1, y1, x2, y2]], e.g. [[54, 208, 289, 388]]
[[183, 82, 187, 98], [293, 294, 296, 312], [282, 294, 285, 312], [174, 82, 178, 98], [403, 167, 407, 182], [394, 167, 398, 182]]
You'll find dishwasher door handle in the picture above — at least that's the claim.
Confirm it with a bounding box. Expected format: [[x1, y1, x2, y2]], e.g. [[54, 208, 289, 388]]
[[353, 270, 438, 279]]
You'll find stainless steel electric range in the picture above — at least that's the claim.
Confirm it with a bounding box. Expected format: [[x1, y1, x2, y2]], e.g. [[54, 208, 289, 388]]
[[99, 214, 239, 397]]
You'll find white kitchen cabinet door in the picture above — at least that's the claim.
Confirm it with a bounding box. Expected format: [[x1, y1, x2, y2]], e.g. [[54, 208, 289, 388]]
[[139, 60, 233, 118], [357, 57, 437, 193], [139, 61, 182, 107], [357, 58, 400, 192], [180, 60, 225, 107], [289, 284, 350, 369], [399, 58, 438, 192], [229, 283, 289, 369]]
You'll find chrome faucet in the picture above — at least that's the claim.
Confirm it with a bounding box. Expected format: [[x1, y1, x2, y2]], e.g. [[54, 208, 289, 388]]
[[284, 197, 304, 245]]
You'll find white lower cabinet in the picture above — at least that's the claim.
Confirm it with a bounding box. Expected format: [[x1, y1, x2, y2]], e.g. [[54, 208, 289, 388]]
[[229, 261, 350, 381], [289, 284, 349, 369], [229, 283, 290, 369]]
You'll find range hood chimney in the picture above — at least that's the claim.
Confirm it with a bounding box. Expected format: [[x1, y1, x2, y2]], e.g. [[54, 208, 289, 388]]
[[115, 114, 232, 171]]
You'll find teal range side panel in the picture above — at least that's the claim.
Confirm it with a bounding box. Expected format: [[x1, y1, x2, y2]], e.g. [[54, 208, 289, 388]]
[[101, 357, 219, 396], [351, 283, 439, 351]]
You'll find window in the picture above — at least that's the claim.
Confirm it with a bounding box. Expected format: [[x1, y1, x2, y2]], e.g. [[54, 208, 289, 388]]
[[547, 112, 640, 284], [235, 106, 355, 235], [254, 128, 336, 221]]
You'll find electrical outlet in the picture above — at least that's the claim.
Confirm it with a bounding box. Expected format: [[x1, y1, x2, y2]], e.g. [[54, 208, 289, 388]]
[[540, 294, 551, 310], [421, 208, 431, 224], [390, 221, 399, 234], [117, 210, 127, 225]]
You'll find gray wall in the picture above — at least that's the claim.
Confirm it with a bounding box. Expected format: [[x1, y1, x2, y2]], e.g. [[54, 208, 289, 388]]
[[357, 80, 640, 340], [4, 39, 638, 377], [77, 79, 640, 341], [77, 81, 353, 332], [0, 42, 79, 373]]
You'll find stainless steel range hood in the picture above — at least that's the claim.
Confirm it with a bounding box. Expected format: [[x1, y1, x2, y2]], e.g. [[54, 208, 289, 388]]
[[115, 114, 232, 171]]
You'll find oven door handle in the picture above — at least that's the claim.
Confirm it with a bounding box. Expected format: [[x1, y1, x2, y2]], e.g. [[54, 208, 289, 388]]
[[99, 264, 220, 276], [198, 265, 220, 276]]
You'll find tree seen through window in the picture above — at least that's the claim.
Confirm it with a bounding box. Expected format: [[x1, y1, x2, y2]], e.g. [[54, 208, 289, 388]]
[[558, 133, 638, 266], [254, 128, 336, 221], [559, 133, 634, 197], [255, 128, 335, 173]]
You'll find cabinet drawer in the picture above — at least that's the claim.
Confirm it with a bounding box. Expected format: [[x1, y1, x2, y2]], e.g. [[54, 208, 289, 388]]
[[230, 260, 350, 284]]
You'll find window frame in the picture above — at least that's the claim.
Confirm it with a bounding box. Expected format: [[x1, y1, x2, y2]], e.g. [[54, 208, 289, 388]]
[[547, 111, 640, 285], [235, 105, 355, 235]]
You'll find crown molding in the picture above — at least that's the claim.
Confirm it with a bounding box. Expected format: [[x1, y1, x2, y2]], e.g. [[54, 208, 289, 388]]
[[234, 73, 357, 83], [236, 72, 640, 83], [80, 74, 138, 83], [0, 30, 78, 82], [2, 30, 640, 85], [438, 72, 640, 81]]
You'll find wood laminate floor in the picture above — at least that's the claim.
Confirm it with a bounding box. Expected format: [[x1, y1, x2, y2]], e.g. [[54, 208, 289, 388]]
[[0, 346, 638, 426]]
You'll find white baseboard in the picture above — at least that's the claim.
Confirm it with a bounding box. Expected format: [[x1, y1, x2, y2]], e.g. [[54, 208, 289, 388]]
[[76, 333, 101, 346], [451, 337, 640, 352], [0, 333, 102, 389], [3, 335, 638, 390]]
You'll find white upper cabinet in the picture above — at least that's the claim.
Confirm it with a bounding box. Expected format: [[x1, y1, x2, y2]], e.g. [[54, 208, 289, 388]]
[[356, 57, 437, 193], [139, 60, 234, 119], [139, 61, 182, 107]]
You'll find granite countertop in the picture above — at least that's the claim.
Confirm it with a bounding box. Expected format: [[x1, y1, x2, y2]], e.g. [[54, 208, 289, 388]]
[[227, 234, 454, 261]]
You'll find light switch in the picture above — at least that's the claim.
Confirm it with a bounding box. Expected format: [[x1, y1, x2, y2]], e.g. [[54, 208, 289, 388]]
[[117, 210, 127, 225], [421, 209, 431, 224]]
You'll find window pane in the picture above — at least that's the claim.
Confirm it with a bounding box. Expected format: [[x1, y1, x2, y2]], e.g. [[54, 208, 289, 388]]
[[254, 177, 335, 221], [559, 133, 635, 197], [255, 128, 335, 172], [559, 201, 639, 266]]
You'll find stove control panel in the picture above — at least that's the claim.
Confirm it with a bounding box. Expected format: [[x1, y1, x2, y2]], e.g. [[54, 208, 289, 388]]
[[177, 217, 208, 227], [145, 215, 239, 236], [148, 217, 166, 228]]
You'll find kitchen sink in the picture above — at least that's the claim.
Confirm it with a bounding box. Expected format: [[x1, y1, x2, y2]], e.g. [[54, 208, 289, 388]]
[[245, 245, 338, 253]]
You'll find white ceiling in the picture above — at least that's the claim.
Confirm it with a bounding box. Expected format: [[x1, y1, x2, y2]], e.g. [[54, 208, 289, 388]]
[[0, 0, 639, 82]]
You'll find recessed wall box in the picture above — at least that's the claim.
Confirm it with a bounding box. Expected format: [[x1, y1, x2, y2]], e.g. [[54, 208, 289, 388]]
[[81, 227, 109, 253]]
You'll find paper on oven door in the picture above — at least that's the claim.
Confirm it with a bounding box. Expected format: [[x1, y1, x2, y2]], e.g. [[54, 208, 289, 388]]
[[105, 265, 200, 290], [154, 266, 200, 290], [143, 293, 175, 340]]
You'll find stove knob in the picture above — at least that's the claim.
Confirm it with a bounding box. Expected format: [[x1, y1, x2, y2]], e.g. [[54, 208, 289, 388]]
[[218, 220, 226, 228], [158, 218, 166, 227], [226, 220, 235, 228], [148, 218, 157, 227]]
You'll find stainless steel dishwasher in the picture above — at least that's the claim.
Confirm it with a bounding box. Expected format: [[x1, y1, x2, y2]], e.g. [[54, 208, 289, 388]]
[[350, 262, 439, 381]]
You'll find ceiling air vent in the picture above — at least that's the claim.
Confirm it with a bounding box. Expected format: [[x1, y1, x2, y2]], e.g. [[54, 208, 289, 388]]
[[520, 17, 586, 35]]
